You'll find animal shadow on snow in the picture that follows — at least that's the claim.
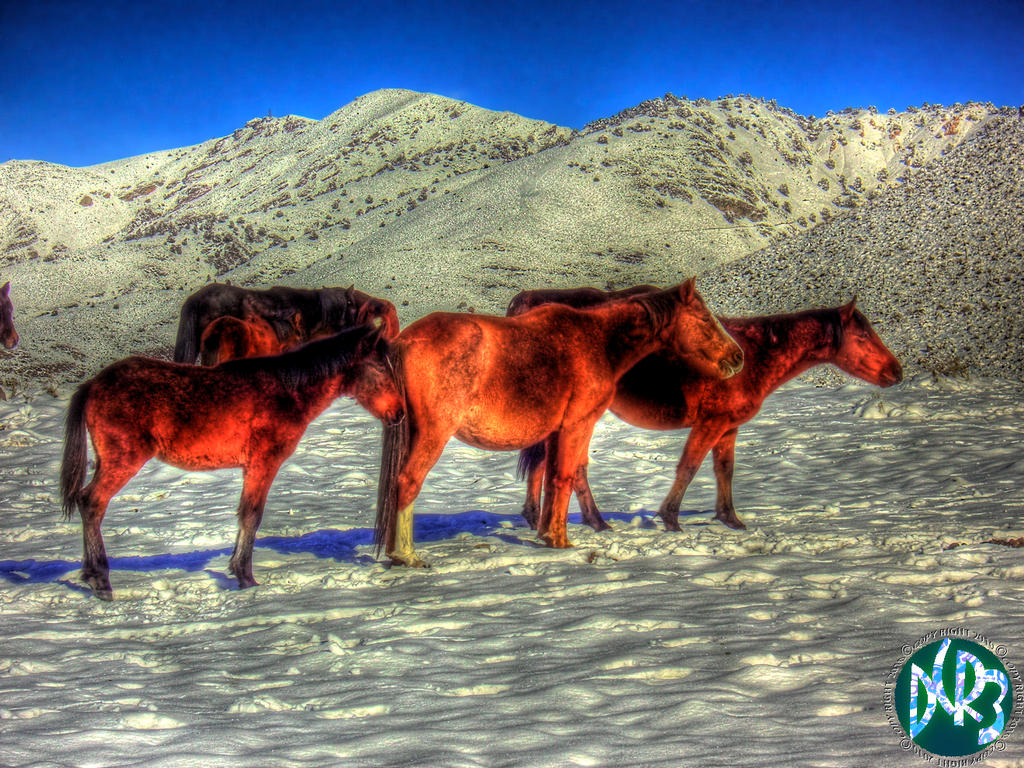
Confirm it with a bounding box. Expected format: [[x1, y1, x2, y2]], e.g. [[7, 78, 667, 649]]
[[0, 509, 711, 595]]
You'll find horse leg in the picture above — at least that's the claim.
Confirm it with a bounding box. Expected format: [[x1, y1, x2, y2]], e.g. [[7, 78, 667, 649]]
[[712, 428, 745, 529], [523, 432, 608, 532], [388, 432, 448, 568], [523, 457, 543, 528], [571, 423, 610, 531], [229, 464, 279, 589], [658, 427, 721, 532], [538, 427, 591, 549], [79, 451, 151, 600], [574, 461, 611, 532]]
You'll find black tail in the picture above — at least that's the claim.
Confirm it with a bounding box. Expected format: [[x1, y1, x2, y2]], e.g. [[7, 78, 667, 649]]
[[60, 380, 92, 520], [173, 299, 199, 363], [374, 350, 409, 556], [516, 441, 546, 481]]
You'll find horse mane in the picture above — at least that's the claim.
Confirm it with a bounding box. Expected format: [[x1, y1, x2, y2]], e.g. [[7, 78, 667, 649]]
[[318, 286, 358, 331], [222, 323, 381, 391], [629, 288, 680, 334], [724, 306, 843, 354]]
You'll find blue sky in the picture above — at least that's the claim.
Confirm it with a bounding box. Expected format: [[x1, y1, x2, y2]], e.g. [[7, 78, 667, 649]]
[[2, 0, 1022, 167]]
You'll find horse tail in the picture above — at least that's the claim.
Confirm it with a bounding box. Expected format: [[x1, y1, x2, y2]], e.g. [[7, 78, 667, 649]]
[[374, 349, 409, 556], [516, 441, 546, 481], [60, 380, 92, 521], [173, 298, 199, 363]]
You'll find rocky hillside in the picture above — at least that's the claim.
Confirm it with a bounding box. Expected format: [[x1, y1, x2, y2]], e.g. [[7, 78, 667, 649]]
[[0, 88, 1015, 391], [699, 113, 1024, 381]]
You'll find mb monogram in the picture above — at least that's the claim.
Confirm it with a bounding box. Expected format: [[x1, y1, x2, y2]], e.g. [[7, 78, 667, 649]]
[[885, 630, 1021, 762]]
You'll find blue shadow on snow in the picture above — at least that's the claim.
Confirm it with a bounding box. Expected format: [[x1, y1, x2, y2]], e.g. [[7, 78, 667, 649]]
[[0, 507, 700, 591]]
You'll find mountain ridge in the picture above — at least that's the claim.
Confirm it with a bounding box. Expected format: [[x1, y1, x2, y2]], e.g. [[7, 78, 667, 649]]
[[0, 89, 1018, 391]]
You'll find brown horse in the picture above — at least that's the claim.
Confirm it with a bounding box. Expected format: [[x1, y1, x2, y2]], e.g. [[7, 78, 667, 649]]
[[375, 280, 744, 566], [174, 282, 400, 364], [61, 325, 404, 600], [199, 314, 306, 366], [511, 286, 903, 532], [1, 281, 19, 350]]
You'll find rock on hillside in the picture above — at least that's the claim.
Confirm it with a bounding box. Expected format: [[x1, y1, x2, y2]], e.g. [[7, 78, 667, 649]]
[[0, 89, 1012, 390], [698, 114, 1024, 380]]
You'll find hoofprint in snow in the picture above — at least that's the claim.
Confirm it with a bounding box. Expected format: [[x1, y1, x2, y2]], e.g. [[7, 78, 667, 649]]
[[1, 376, 1022, 767]]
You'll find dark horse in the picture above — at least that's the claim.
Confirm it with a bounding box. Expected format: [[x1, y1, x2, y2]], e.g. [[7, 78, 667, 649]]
[[375, 280, 744, 566], [174, 282, 400, 364], [1, 281, 19, 350], [510, 286, 903, 532], [199, 313, 306, 366], [61, 325, 404, 600]]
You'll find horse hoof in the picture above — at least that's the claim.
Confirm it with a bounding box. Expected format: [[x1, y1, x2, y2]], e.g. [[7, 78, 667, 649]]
[[541, 534, 573, 549], [657, 506, 682, 532], [84, 575, 114, 601], [715, 513, 746, 530], [389, 554, 429, 569]]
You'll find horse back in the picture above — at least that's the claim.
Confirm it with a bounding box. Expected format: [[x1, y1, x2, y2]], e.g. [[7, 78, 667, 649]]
[[507, 284, 660, 317], [84, 356, 289, 468], [398, 309, 617, 449]]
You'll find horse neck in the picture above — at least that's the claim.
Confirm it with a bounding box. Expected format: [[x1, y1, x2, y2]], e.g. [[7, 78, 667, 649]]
[[596, 300, 667, 376], [736, 310, 840, 396], [241, 329, 364, 404]]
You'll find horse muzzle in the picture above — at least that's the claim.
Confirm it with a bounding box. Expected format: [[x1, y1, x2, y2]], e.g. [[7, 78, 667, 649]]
[[2, 332, 18, 350], [880, 361, 903, 387], [719, 349, 744, 379]]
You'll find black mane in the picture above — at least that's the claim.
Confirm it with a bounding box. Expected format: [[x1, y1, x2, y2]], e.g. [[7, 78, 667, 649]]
[[222, 324, 382, 391], [319, 287, 359, 332]]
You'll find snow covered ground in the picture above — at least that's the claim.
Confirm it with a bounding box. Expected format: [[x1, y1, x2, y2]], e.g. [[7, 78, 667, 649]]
[[1, 375, 1023, 767]]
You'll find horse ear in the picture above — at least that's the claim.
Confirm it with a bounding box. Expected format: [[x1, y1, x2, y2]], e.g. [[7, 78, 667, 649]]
[[840, 297, 857, 323], [678, 277, 696, 302], [1, 282, 9, 297]]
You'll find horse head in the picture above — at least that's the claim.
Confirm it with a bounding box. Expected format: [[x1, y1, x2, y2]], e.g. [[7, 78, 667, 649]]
[[350, 325, 405, 425], [0, 282, 19, 350], [650, 278, 742, 379], [831, 299, 903, 387]]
